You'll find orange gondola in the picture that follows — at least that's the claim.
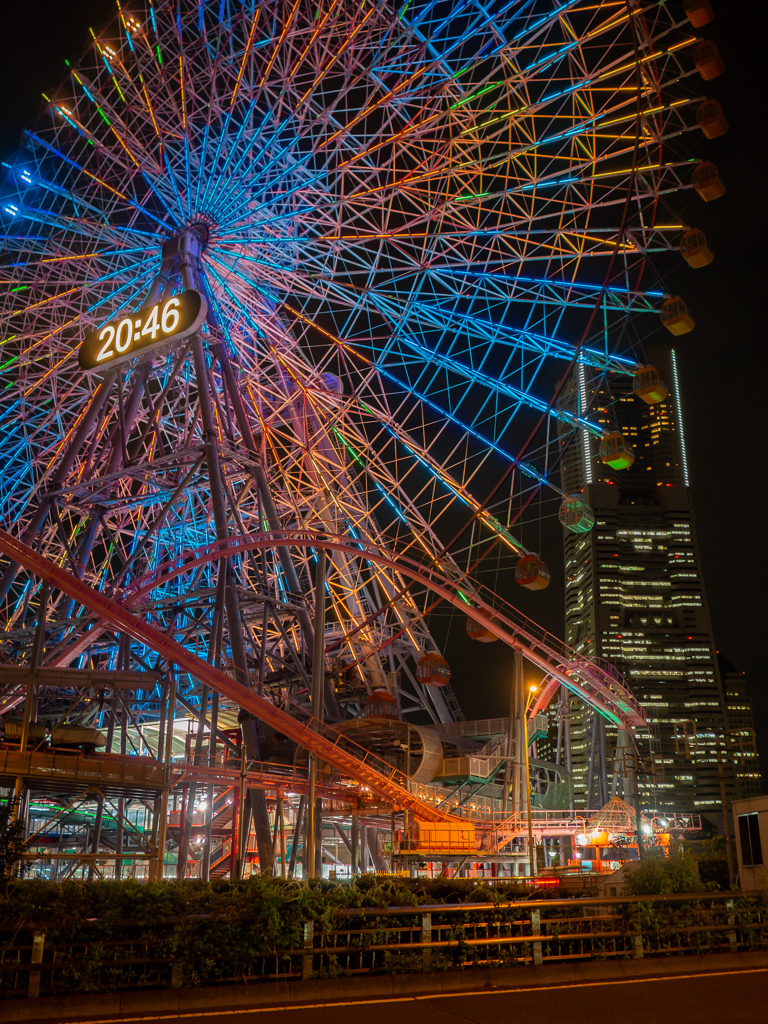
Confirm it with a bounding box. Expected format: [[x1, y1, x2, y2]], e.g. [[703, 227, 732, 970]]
[[683, 0, 714, 28], [466, 616, 499, 642], [692, 161, 725, 202], [364, 690, 399, 719], [515, 554, 551, 591], [696, 99, 729, 139], [694, 40, 725, 81], [599, 432, 635, 470], [416, 652, 452, 687]]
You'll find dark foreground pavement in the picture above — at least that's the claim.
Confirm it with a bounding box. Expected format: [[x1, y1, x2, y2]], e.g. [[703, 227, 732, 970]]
[[6, 951, 768, 1024]]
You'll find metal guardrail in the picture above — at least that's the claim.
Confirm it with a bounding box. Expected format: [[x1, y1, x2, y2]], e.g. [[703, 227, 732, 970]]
[[1, 892, 766, 998]]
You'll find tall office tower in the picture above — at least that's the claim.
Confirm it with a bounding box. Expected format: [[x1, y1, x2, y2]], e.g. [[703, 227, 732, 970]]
[[719, 655, 762, 800], [557, 349, 743, 825]]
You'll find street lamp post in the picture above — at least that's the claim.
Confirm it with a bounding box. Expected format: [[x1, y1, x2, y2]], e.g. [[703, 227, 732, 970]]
[[524, 685, 537, 879]]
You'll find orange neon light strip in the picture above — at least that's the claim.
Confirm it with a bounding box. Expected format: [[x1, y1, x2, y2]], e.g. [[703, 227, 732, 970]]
[[231, 7, 260, 106], [258, 0, 300, 89]]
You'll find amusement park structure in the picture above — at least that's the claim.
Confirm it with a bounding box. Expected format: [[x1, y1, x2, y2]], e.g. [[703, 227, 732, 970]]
[[0, 0, 723, 879]]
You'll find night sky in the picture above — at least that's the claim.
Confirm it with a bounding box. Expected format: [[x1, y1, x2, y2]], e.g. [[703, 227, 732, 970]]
[[1, 3, 765, 778]]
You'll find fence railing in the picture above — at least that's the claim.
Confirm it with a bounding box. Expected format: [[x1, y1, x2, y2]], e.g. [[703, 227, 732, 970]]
[[1, 891, 766, 999]]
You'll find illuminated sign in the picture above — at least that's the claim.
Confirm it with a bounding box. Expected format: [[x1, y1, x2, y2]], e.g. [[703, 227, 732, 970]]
[[79, 290, 207, 371]]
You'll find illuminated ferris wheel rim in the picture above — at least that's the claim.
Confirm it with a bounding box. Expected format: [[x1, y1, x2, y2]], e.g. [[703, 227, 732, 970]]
[[0, 0, 701, 613]]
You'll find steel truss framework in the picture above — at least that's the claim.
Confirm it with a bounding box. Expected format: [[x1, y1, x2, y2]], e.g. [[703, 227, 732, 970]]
[[0, 0, 711, 878]]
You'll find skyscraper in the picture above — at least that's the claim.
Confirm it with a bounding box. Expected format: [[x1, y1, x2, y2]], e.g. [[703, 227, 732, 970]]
[[557, 349, 756, 825], [719, 655, 762, 801]]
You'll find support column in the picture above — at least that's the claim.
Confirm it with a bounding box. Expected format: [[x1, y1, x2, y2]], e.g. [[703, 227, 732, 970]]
[[235, 745, 248, 878], [181, 234, 272, 869], [201, 691, 218, 882], [149, 675, 166, 879], [307, 549, 327, 878], [510, 651, 525, 817], [177, 686, 210, 879], [115, 707, 126, 878], [288, 796, 305, 878], [278, 795, 286, 877], [717, 749, 737, 887], [152, 671, 176, 882], [350, 814, 359, 877], [615, 728, 643, 860]]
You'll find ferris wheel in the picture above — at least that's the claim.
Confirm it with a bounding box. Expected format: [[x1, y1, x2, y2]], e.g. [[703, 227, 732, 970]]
[[0, 0, 703, 729]]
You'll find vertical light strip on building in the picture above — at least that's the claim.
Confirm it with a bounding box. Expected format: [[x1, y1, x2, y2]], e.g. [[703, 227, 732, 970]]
[[578, 360, 593, 483], [671, 348, 690, 486]]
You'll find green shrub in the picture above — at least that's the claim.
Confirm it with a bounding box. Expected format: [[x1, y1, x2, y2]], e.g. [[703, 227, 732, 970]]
[[0, 874, 565, 993], [622, 850, 706, 896], [697, 855, 729, 890]]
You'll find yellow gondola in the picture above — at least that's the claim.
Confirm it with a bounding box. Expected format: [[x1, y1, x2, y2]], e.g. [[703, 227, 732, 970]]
[[680, 229, 714, 269], [633, 365, 668, 405], [692, 161, 725, 202], [660, 296, 695, 336]]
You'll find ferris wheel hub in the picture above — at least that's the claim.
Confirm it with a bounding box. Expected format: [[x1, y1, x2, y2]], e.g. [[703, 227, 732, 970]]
[[188, 217, 213, 248], [162, 219, 213, 265]]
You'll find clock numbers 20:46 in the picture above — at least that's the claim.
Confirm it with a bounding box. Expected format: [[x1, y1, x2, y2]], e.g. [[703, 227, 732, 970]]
[[95, 298, 183, 363]]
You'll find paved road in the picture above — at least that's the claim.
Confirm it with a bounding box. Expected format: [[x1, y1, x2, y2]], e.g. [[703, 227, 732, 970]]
[[26, 967, 768, 1024]]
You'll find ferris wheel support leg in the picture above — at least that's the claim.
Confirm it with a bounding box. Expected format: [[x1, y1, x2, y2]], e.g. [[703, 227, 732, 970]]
[[288, 796, 305, 879], [615, 727, 643, 861], [54, 364, 150, 635], [307, 549, 327, 878], [179, 232, 273, 868], [587, 714, 609, 808], [0, 372, 116, 603], [196, 266, 306, 610], [510, 651, 526, 816], [143, 263, 174, 308], [187, 328, 273, 871], [177, 685, 211, 879], [350, 815, 360, 877], [211, 336, 340, 719], [200, 695, 221, 883], [195, 264, 332, 714]]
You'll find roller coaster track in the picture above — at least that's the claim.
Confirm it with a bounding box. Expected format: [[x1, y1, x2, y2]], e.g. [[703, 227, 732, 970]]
[[0, 528, 646, 826], [122, 529, 646, 731]]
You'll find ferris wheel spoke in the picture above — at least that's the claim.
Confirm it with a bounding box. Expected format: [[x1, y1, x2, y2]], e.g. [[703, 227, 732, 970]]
[[274, 363, 521, 564], [300, 283, 613, 431], [286, 302, 566, 499], [339, 402, 527, 556], [19, 129, 169, 233]]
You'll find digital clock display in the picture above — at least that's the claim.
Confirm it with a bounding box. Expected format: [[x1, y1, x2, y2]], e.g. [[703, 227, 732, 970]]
[[79, 289, 207, 371]]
